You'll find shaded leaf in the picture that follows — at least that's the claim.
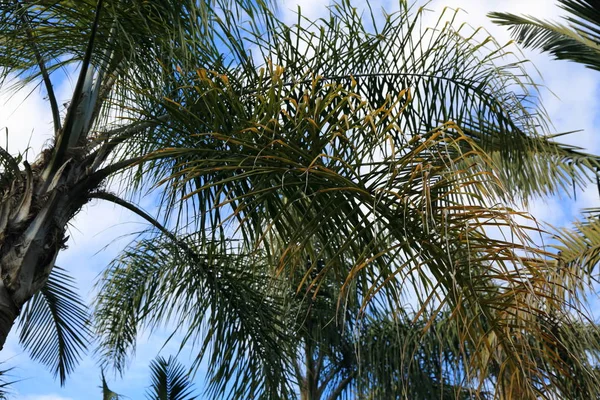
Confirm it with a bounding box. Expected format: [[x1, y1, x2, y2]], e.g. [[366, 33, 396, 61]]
[[18, 266, 91, 384], [146, 356, 196, 400]]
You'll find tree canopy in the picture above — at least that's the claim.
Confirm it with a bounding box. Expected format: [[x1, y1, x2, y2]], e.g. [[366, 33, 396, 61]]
[[1, 0, 600, 399]]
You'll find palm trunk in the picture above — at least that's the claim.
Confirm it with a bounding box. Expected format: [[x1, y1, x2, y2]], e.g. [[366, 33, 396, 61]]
[[301, 331, 326, 400], [0, 143, 112, 348], [302, 339, 319, 400], [0, 0, 110, 349], [0, 280, 18, 349]]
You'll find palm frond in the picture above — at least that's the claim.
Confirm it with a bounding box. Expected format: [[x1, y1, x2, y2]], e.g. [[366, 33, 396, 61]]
[[17, 266, 91, 385], [94, 237, 294, 400], [146, 356, 197, 400], [124, 0, 600, 215], [490, 0, 600, 71], [553, 208, 600, 276], [101, 370, 123, 400]]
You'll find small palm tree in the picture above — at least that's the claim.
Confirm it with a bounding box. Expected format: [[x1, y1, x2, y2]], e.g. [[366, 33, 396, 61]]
[[101, 356, 197, 400], [288, 268, 478, 399]]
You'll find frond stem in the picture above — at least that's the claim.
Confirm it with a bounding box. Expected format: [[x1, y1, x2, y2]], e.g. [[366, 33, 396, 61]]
[[49, 0, 104, 175], [88, 192, 173, 240], [324, 371, 356, 400]]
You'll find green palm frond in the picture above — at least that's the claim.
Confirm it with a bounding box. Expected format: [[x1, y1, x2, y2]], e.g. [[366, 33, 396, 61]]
[[146, 356, 197, 400], [553, 208, 600, 275], [490, 0, 600, 71], [90, 3, 600, 398], [17, 266, 91, 385], [95, 237, 294, 400], [0, 363, 15, 400], [123, 0, 600, 215]]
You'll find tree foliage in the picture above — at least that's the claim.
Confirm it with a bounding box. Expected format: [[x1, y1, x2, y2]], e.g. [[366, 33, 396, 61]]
[[1, 0, 600, 398], [91, 1, 600, 398], [100, 356, 197, 400], [18, 266, 90, 384], [491, 0, 600, 309]]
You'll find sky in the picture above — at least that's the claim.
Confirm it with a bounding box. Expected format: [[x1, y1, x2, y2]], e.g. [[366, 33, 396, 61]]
[[1, 0, 599, 399]]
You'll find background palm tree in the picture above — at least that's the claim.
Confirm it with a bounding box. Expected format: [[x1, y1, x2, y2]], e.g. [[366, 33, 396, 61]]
[[266, 262, 480, 399], [93, 4, 600, 399], [101, 356, 197, 400]]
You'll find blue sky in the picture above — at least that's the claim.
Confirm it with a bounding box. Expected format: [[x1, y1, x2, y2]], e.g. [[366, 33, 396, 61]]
[[1, 0, 599, 398]]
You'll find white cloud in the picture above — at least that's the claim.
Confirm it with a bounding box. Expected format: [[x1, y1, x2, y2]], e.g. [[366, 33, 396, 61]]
[[0, 84, 54, 162], [0, 70, 76, 161], [20, 395, 74, 400]]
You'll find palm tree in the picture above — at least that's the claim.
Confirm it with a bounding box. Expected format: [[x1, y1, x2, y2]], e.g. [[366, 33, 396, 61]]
[[284, 268, 478, 399], [91, 4, 600, 398], [2, 0, 600, 397], [0, 0, 270, 372], [490, 0, 600, 309], [101, 356, 197, 400]]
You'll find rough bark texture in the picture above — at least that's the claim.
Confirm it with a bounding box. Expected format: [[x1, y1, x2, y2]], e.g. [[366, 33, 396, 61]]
[[0, 280, 18, 349], [0, 144, 99, 348]]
